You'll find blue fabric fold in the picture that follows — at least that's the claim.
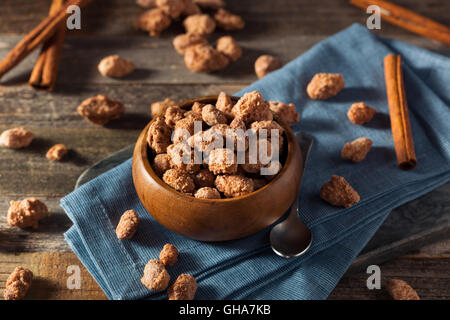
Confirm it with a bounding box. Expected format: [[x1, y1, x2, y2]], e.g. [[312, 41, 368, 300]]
[[61, 24, 450, 300]]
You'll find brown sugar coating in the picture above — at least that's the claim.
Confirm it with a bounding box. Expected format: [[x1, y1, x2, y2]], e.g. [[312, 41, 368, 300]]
[[156, 0, 185, 19], [163, 169, 196, 193], [153, 153, 171, 175], [320, 175, 360, 208], [173, 33, 208, 55], [159, 243, 179, 266], [183, 14, 216, 36], [147, 116, 172, 154], [254, 55, 282, 79], [151, 98, 178, 118], [216, 91, 234, 119], [77, 94, 125, 125], [216, 36, 242, 62], [194, 168, 215, 188], [232, 91, 271, 125], [250, 120, 285, 139], [215, 174, 254, 198], [188, 128, 223, 153], [116, 209, 140, 239], [3, 267, 33, 300], [341, 137, 373, 162], [184, 44, 229, 73], [202, 104, 228, 126], [7, 198, 48, 229], [195, 187, 221, 199], [97, 55, 135, 78], [141, 259, 170, 291], [167, 143, 201, 174], [214, 8, 245, 31], [307, 73, 345, 100], [137, 0, 157, 8], [268, 101, 300, 126], [191, 101, 205, 114], [46, 144, 68, 161], [164, 106, 186, 128], [347, 102, 376, 125], [167, 274, 197, 300], [208, 148, 238, 175], [229, 117, 246, 131], [172, 116, 198, 143], [386, 279, 420, 300], [136, 8, 171, 37], [0, 127, 34, 149]]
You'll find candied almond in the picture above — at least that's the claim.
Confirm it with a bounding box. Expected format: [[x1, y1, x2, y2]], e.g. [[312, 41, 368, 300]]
[[98, 55, 135, 78], [159, 243, 178, 266], [156, 0, 185, 19], [215, 174, 254, 198], [151, 98, 177, 118], [386, 279, 420, 300], [46, 144, 68, 161], [216, 36, 242, 62], [3, 267, 33, 300], [214, 8, 245, 31], [137, 0, 156, 8], [136, 8, 171, 37], [147, 116, 172, 154], [167, 274, 197, 300], [195, 187, 221, 199], [0, 127, 34, 149], [194, 168, 215, 188], [216, 91, 234, 118], [141, 259, 170, 291], [173, 33, 208, 55], [268, 101, 300, 126], [202, 104, 228, 126], [167, 143, 201, 174], [163, 168, 196, 193], [183, 14, 216, 36], [232, 91, 271, 125], [193, 0, 224, 9], [184, 44, 229, 73], [77, 94, 125, 125], [7, 198, 48, 229], [341, 137, 373, 162], [181, 0, 201, 15], [254, 55, 282, 79], [306, 73, 345, 100], [116, 209, 140, 239], [208, 148, 238, 175], [165, 106, 186, 128], [320, 175, 360, 208], [347, 102, 376, 125], [153, 153, 171, 175]]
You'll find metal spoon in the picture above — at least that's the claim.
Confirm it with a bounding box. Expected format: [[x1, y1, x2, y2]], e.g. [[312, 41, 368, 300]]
[[270, 132, 314, 258]]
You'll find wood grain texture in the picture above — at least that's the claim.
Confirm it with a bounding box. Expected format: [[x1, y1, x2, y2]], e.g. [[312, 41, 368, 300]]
[[0, 0, 448, 300]]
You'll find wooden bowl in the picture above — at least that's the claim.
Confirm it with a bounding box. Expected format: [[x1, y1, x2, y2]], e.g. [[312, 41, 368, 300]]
[[132, 95, 303, 241]]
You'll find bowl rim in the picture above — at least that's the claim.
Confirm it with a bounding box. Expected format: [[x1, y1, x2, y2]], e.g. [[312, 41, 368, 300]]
[[137, 95, 299, 203]]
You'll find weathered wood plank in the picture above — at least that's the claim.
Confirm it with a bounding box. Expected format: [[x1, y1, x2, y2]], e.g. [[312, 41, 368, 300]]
[[0, 252, 106, 300], [329, 256, 450, 300]]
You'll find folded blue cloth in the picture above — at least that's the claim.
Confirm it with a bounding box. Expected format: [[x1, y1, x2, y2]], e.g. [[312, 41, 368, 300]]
[[62, 24, 450, 300]]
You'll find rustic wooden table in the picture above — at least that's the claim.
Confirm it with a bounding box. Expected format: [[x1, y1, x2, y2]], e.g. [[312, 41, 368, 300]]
[[0, 0, 449, 300]]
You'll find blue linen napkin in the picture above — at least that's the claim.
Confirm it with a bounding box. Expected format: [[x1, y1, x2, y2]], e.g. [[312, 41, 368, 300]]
[[62, 23, 450, 300]]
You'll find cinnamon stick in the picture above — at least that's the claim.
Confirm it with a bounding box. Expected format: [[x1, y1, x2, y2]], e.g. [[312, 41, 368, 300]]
[[29, 0, 67, 91], [0, 0, 92, 80], [350, 0, 450, 46], [383, 54, 417, 170]]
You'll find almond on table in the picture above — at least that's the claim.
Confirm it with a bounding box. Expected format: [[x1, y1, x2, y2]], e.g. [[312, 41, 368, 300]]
[[254, 55, 282, 79], [0, 127, 34, 149], [347, 102, 376, 125], [3, 267, 33, 300], [97, 55, 135, 78], [136, 8, 171, 37], [77, 94, 125, 125], [7, 198, 49, 229], [214, 8, 245, 31], [386, 279, 420, 300], [173, 33, 208, 55], [306, 73, 345, 100], [183, 14, 216, 36], [184, 43, 229, 73], [216, 36, 242, 62], [46, 144, 68, 161], [151, 98, 178, 118], [320, 175, 360, 208], [341, 137, 373, 162], [156, 0, 185, 19]]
